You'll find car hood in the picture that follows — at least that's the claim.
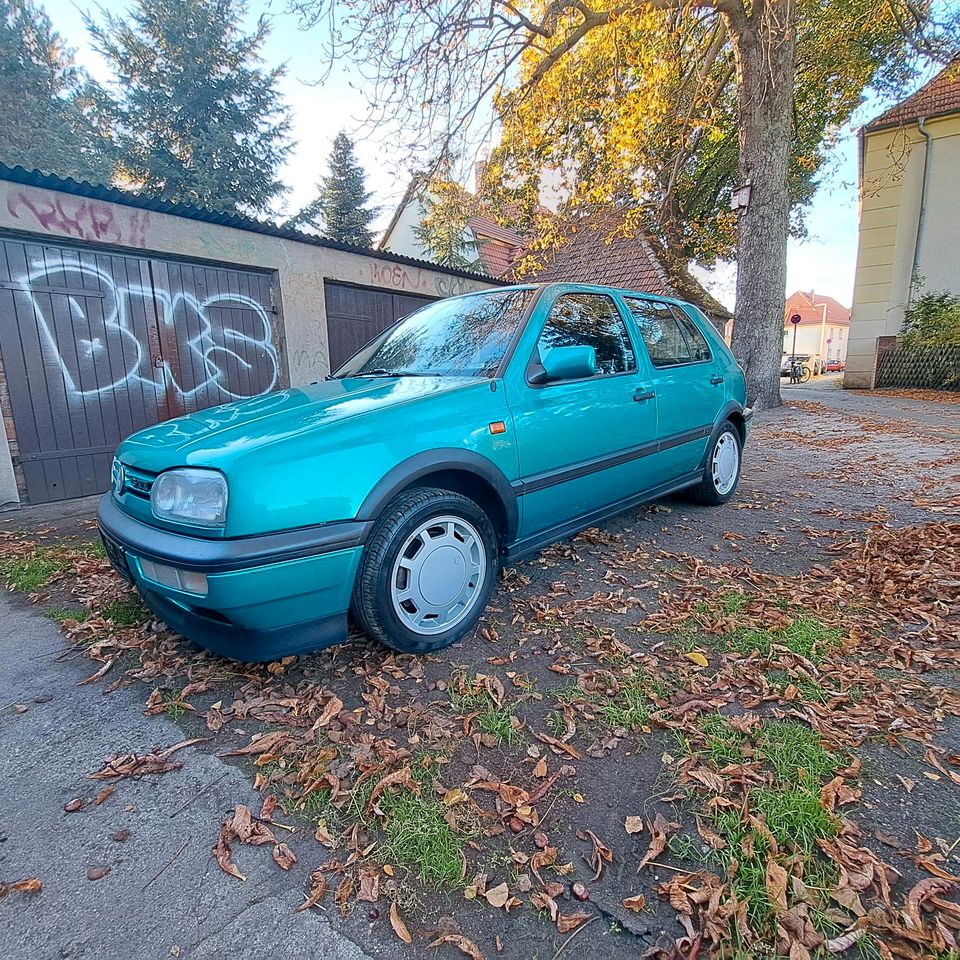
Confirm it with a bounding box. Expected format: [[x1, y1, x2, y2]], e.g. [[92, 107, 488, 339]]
[[118, 375, 486, 470]]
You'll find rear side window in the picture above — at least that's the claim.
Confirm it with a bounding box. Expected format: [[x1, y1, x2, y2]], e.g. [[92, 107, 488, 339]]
[[626, 299, 712, 367], [537, 293, 637, 376], [672, 308, 712, 362]]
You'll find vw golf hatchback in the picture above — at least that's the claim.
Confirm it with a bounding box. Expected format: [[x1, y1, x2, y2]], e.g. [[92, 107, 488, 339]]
[[99, 283, 751, 661]]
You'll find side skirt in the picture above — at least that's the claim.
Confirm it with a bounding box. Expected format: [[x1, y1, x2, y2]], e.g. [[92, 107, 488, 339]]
[[503, 471, 701, 563]]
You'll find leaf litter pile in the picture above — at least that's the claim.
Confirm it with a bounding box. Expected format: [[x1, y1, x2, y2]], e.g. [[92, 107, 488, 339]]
[[1, 400, 959, 959]]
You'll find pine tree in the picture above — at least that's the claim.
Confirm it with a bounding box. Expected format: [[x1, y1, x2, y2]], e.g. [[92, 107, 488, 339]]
[[87, 0, 291, 215], [288, 132, 377, 246], [0, 0, 113, 182]]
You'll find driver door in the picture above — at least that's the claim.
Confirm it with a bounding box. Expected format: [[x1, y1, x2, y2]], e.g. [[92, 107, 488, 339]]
[[506, 291, 658, 541]]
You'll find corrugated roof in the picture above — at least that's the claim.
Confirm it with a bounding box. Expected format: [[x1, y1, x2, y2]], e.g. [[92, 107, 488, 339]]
[[519, 217, 731, 321], [865, 61, 960, 131], [0, 163, 496, 283]]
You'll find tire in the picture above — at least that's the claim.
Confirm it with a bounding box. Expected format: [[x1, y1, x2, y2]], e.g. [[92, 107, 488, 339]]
[[690, 421, 742, 505], [800, 365, 811, 383], [351, 487, 499, 654]]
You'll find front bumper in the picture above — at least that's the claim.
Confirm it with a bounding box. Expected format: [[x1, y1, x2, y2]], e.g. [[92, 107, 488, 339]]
[[97, 495, 366, 662]]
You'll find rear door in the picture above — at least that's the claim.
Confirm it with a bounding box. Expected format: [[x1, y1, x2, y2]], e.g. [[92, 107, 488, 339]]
[[621, 297, 721, 479]]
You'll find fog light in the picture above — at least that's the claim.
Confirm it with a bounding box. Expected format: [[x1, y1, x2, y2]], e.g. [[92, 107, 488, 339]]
[[139, 558, 209, 596]]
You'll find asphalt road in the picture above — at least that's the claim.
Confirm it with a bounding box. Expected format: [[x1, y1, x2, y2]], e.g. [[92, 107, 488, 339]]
[[0, 591, 374, 960]]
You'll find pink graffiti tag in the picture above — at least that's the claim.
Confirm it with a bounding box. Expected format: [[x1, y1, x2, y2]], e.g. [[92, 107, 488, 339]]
[[7, 190, 151, 247]]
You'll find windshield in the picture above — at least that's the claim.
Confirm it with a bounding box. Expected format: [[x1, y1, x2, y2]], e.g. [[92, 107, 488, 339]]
[[334, 288, 533, 379]]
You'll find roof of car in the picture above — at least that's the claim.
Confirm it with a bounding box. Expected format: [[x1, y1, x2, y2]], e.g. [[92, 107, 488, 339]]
[[475, 280, 693, 308]]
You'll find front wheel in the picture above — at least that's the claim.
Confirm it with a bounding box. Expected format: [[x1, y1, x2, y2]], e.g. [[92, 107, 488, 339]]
[[690, 422, 742, 505], [351, 487, 498, 654], [799, 365, 812, 383]]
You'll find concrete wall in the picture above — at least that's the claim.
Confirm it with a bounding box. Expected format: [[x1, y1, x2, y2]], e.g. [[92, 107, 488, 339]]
[[846, 113, 960, 387], [0, 179, 492, 505]]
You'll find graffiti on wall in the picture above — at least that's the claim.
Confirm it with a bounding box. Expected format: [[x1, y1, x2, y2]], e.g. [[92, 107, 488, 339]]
[[15, 260, 278, 404], [7, 190, 151, 248], [368, 261, 475, 299]]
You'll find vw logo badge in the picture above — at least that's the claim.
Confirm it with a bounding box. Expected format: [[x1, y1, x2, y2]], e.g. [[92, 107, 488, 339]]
[[114, 462, 125, 497]]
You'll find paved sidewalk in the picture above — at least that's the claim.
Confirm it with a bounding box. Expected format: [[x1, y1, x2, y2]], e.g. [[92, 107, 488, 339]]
[[0, 593, 376, 960]]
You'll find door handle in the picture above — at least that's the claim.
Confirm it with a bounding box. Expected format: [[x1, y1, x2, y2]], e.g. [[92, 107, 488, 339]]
[[633, 389, 655, 402], [710, 375, 724, 385]]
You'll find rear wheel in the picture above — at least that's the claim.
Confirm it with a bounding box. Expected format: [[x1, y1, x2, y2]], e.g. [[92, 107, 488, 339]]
[[351, 487, 498, 654], [690, 422, 742, 505]]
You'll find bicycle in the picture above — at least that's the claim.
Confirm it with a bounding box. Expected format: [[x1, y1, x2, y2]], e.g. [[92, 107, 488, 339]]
[[789, 359, 811, 384]]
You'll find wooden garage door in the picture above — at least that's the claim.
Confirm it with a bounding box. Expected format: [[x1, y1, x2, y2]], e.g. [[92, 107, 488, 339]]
[[0, 236, 280, 503], [324, 281, 436, 370]]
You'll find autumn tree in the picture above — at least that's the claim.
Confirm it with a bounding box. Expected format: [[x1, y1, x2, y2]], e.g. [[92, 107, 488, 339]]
[[287, 132, 378, 246], [290, 0, 956, 408], [0, 0, 113, 182], [414, 175, 481, 269], [87, 0, 291, 215]]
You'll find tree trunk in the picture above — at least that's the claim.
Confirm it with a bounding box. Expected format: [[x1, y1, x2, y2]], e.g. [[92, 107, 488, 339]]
[[727, 0, 797, 409]]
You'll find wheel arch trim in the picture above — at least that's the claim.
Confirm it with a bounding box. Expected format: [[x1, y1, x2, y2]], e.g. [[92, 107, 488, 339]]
[[356, 449, 520, 542]]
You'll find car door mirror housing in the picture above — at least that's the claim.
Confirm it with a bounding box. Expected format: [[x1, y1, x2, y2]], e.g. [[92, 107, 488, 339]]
[[540, 345, 598, 383]]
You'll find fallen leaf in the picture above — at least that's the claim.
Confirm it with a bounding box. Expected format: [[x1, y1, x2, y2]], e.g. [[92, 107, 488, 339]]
[[87, 865, 111, 881], [557, 911, 592, 933], [63, 798, 82, 813], [273, 843, 297, 870], [638, 812, 679, 871], [429, 934, 484, 960], [0, 877, 42, 898], [622, 894, 646, 912], [684, 651, 709, 667], [390, 900, 413, 944], [295, 872, 328, 912], [485, 881, 510, 909], [533, 757, 548, 778], [93, 786, 115, 806], [314, 820, 337, 850], [765, 859, 789, 913], [624, 816, 644, 835]]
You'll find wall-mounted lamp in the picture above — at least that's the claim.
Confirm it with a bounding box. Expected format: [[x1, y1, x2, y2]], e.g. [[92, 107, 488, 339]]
[[730, 183, 752, 211]]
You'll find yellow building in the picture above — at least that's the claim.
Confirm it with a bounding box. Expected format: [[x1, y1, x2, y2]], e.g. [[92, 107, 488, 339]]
[[846, 63, 960, 388]]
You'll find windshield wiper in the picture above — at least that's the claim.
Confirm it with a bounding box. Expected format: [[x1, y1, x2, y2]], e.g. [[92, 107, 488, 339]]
[[355, 368, 423, 378]]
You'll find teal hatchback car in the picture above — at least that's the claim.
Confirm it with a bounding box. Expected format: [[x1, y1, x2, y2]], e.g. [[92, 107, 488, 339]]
[[99, 283, 751, 661]]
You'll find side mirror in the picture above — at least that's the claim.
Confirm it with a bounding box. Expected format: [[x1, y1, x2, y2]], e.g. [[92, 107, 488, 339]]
[[539, 345, 597, 383]]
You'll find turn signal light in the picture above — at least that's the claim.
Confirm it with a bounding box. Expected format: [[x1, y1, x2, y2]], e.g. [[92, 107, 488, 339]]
[[489, 421, 507, 435]]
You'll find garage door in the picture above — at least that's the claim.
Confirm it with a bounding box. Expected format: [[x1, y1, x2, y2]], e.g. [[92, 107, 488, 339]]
[[324, 281, 436, 370], [0, 236, 280, 503]]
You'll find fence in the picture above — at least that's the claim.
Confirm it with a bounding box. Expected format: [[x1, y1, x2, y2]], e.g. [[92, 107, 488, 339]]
[[875, 342, 960, 391]]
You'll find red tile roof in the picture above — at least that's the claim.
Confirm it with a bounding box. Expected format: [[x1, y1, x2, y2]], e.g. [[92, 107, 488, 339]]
[[518, 217, 731, 322], [865, 61, 960, 131], [784, 290, 850, 326], [469, 215, 524, 247]]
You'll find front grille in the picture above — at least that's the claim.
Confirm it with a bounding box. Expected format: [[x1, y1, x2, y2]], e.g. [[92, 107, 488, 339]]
[[114, 460, 157, 500]]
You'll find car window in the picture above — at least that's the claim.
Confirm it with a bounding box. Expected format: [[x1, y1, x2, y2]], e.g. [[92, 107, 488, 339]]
[[625, 299, 693, 367], [671, 307, 712, 362], [336, 288, 533, 379], [536, 293, 636, 377]]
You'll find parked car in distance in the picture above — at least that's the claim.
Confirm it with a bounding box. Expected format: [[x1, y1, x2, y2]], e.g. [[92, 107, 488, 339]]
[[99, 283, 752, 662], [824, 358, 844, 372]]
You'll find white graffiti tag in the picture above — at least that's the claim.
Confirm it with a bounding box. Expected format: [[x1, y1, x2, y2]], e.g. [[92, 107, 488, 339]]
[[20, 260, 279, 404]]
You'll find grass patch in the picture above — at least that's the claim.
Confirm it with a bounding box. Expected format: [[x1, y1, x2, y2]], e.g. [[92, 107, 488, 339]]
[[0, 547, 68, 592], [100, 594, 150, 626], [755, 719, 837, 786], [753, 786, 838, 852], [45, 606, 88, 624], [728, 616, 842, 661], [597, 678, 650, 730], [701, 714, 747, 767], [477, 705, 524, 746]]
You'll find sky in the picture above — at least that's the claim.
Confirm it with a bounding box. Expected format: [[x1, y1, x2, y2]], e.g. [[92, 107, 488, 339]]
[[46, 0, 899, 312]]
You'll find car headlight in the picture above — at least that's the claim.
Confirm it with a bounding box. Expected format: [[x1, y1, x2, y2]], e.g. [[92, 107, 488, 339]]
[[151, 468, 227, 527]]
